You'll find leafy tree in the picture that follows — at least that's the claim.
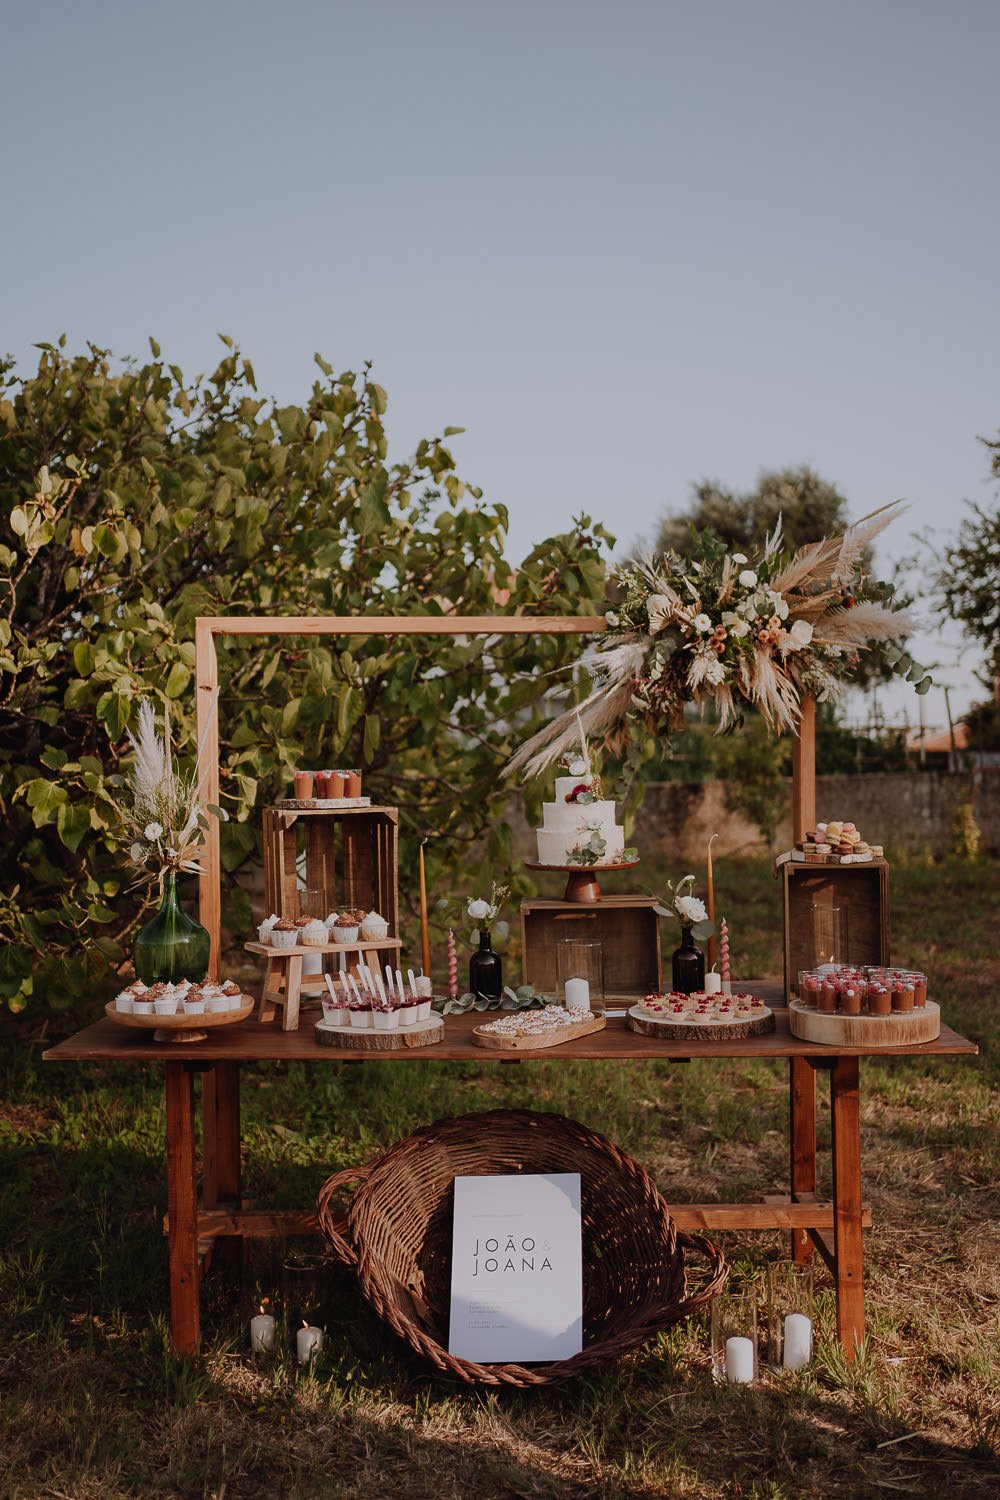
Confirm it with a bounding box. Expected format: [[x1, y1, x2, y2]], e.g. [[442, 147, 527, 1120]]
[[651, 465, 852, 559], [934, 492, 1000, 683], [0, 338, 612, 1013], [713, 719, 791, 854]]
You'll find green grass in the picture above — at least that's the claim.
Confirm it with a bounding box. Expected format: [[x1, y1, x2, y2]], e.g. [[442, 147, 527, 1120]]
[[1, 857, 998, 1499]]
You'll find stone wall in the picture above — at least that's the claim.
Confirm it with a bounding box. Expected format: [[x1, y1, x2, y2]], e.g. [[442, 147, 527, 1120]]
[[506, 768, 1000, 863]]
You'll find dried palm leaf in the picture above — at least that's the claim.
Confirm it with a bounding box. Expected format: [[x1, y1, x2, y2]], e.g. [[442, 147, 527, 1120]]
[[831, 501, 907, 584], [506, 638, 648, 781], [813, 601, 916, 647]]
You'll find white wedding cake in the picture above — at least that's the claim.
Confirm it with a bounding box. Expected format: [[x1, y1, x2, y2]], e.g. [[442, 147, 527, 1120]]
[[535, 772, 625, 867]]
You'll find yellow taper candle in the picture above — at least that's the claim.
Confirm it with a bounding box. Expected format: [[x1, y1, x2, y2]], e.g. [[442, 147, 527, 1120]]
[[419, 838, 431, 980], [707, 833, 718, 969]]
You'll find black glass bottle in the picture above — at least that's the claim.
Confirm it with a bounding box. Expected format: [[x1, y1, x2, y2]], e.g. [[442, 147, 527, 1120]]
[[469, 928, 503, 1001], [671, 925, 705, 994]]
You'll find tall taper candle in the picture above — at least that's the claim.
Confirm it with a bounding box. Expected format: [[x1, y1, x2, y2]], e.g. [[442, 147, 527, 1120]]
[[447, 929, 458, 1000], [706, 833, 718, 970], [419, 839, 431, 980]]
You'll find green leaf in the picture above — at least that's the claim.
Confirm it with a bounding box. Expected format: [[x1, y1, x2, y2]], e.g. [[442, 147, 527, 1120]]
[[56, 802, 90, 853], [164, 662, 190, 698], [97, 690, 130, 738]]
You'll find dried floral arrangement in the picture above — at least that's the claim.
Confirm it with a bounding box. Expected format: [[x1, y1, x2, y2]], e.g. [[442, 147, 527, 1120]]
[[508, 503, 927, 780], [107, 699, 227, 880]]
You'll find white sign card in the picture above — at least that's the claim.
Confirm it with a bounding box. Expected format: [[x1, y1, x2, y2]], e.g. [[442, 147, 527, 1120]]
[[448, 1172, 583, 1363]]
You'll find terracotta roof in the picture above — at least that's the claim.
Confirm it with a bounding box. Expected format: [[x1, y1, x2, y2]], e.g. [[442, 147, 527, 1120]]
[[906, 723, 970, 753]]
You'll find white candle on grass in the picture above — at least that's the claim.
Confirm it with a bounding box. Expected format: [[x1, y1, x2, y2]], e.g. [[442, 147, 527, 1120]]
[[564, 976, 590, 1011], [250, 1311, 276, 1354], [296, 1322, 322, 1365], [725, 1336, 755, 1383], [783, 1313, 812, 1370]]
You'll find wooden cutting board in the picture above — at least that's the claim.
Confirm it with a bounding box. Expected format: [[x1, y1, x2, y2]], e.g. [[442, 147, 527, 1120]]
[[471, 1011, 606, 1051]]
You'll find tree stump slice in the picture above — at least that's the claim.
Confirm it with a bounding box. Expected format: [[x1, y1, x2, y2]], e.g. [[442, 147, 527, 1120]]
[[627, 1005, 775, 1042], [787, 1000, 940, 1047], [313, 1017, 444, 1050]]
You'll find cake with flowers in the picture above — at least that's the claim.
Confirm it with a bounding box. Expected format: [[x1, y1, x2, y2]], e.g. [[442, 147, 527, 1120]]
[[535, 757, 627, 866]]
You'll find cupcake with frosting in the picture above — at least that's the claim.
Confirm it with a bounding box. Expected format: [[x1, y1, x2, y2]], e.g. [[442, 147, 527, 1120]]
[[258, 913, 280, 945], [184, 986, 206, 1015], [360, 910, 389, 943], [114, 989, 135, 1014], [333, 914, 359, 945], [202, 985, 229, 1014], [300, 918, 328, 947], [132, 988, 155, 1016], [271, 919, 298, 950], [323, 911, 340, 939], [154, 985, 180, 1017]]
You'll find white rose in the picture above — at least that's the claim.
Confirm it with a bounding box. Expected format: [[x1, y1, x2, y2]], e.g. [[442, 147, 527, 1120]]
[[467, 898, 490, 920], [676, 894, 708, 924], [739, 569, 758, 588], [789, 619, 814, 648], [692, 613, 712, 634], [144, 822, 164, 840], [732, 553, 748, 565], [646, 593, 674, 633]]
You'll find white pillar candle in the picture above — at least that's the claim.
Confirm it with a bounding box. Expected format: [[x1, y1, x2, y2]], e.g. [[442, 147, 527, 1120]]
[[250, 1313, 276, 1354], [783, 1312, 812, 1371], [725, 1335, 755, 1384], [408, 968, 418, 998], [564, 976, 590, 1011], [302, 951, 323, 977], [415, 975, 433, 997], [704, 972, 722, 995], [296, 1323, 323, 1365]]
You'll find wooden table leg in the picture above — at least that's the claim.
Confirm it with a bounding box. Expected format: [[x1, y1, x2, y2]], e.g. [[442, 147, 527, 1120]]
[[789, 1056, 817, 1264], [258, 956, 279, 1023], [830, 1054, 865, 1359], [202, 1062, 242, 1268], [283, 955, 303, 1031], [165, 1062, 200, 1356]]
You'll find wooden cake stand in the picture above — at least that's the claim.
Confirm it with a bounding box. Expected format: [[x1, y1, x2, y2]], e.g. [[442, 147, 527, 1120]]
[[104, 998, 255, 1044], [523, 859, 640, 903]]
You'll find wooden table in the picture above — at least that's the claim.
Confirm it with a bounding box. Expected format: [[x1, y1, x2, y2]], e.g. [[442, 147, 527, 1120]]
[[44, 990, 977, 1362]]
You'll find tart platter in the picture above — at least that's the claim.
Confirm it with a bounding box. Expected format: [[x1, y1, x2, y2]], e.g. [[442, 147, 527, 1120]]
[[472, 1005, 606, 1051], [628, 992, 775, 1042]]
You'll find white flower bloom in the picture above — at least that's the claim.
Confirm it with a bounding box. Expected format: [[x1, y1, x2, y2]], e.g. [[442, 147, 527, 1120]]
[[604, 611, 619, 626], [732, 553, 748, 565], [646, 593, 674, 633], [144, 822, 164, 840], [768, 591, 789, 621], [738, 569, 758, 588], [692, 613, 712, 634], [467, 898, 490, 920], [789, 619, 814, 648], [728, 617, 749, 637], [676, 894, 708, 924]]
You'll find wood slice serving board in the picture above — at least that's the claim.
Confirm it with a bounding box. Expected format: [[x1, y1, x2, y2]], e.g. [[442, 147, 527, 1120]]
[[314, 1016, 444, 1050], [788, 999, 940, 1047], [471, 1011, 606, 1051], [627, 1004, 775, 1042]]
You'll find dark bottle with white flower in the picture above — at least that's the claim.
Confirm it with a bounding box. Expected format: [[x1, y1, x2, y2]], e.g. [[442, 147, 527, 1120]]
[[655, 876, 714, 996], [466, 884, 509, 1002]]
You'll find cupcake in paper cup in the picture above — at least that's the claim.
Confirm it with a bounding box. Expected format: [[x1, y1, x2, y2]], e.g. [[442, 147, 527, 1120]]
[[270, 920, 298, 950], [184, 987, 206, 1015], [154, 987, 180, 1017], [323, 912, 340, 939], [333, 916, 359, 946], [300, 918, 328, 947], [359, 910, 389, 943], [114, 990, 135, 1014], [203, 986, 229, 1014], [258, 913, 280, 945]]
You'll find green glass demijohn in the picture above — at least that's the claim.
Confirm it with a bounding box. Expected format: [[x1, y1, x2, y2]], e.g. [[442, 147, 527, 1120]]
[[133, 871, 211, 985]]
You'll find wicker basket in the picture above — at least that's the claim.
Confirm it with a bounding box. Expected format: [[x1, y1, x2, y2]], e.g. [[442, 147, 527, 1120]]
[[316, 1108, 727, 1386]]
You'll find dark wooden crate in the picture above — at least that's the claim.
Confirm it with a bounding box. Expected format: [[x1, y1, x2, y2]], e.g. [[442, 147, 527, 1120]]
[[262, 806, 399, 939], [782, 862, 890, 1000], [520, 896, 662, 999]]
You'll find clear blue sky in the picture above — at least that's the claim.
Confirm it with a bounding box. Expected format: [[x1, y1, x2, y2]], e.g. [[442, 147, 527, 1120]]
[[4, 0, 997, 724]]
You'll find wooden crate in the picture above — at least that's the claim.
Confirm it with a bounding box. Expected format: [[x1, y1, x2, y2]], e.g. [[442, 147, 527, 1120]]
[[520, 896, 662, 1000], [782, 861, 890, 1000], [262, 806, 399, 938]]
